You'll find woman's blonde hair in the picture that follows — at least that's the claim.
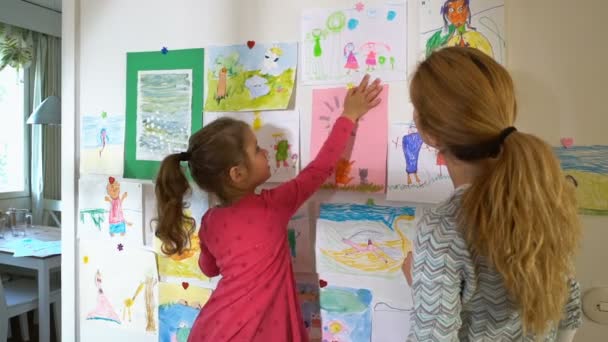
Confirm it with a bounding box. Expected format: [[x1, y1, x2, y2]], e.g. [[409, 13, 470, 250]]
[[410, 47, 581, 335]]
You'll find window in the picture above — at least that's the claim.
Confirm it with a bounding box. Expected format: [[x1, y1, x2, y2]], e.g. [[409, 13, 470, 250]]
[[0, 66, 27, 195]]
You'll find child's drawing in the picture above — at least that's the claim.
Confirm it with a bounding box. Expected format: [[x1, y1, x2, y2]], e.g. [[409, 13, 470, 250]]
[[85, 269, 121, 324], [310, 87, 388, 192], [320, 286, 373, 342], [301, 3, 406, 85], [152, 185, 211, 282], [204, 42, 297, 111], [136, 70, 192, 161], [204, 110, 300, 182], [295, 274, 322, 342], [372, 302, 412, 342], [419, 0, 505, 65], [288, 206, 313, 273], [80, 113, 125, 176], [316, 203, 415, 278], [555, 145, 608, 215], [158, 282, 212, 342], [387, 122, 453, 203], [79, 239, 158, 339], [78, 176, 143, 245]]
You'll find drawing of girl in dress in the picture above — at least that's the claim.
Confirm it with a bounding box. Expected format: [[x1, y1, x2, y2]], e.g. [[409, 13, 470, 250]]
[[86, 269, 121, 324], [402, 125, 423, 185], [343, 42, 359, 74], [105, 177, 130, 237]]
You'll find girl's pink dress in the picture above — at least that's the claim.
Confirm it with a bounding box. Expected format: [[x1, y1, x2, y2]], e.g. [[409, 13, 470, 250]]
[[188, 117, 355, 341]]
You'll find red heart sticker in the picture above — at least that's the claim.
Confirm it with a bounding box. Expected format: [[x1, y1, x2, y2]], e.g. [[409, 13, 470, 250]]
[[560, 137, 574, 149], [182, 282, 189, 290], [247, 40, 256, 49], [108, 176, 115, 184], [319, 279, 328, 288]]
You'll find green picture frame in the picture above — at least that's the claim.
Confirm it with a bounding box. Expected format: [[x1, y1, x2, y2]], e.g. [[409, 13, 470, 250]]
[[124, 48, 204, 180]]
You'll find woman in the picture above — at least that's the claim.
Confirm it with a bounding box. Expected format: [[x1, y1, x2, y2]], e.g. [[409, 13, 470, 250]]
[[404, 47, 582, 341]]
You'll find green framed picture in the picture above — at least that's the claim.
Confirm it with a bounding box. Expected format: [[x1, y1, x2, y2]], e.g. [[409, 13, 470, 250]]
[[124, 48, 204, 180]]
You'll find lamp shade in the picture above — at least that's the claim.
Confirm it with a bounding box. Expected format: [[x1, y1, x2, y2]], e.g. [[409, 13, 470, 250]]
[[27, 96, 61, 125]]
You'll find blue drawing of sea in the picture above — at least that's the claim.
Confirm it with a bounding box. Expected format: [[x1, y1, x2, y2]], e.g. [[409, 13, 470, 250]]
[[81, 115, 125, 149], [207, 42, 297, 74], [554, 145, 608, 174], [319, 203, 415, 229], [159, 303, 200, 342]]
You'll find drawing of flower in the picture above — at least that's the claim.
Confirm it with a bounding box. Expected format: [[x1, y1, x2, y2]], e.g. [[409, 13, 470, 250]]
[[355, 2, 365, 12]]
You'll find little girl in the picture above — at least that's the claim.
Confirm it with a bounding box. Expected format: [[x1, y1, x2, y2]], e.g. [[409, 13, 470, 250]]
[[155, 75, 383, 341]]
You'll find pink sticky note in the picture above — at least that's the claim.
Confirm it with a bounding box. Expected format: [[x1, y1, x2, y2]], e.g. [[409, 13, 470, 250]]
[[310, 86, 388, 192], [560, 137, 574, 148]]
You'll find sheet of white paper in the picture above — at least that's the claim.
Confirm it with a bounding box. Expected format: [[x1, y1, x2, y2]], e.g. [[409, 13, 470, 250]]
[[11, 239, 61, 257], [204, 110, 300, 183], [418, 0, 506, 64], [80, 113, 126, 176], [78, 176, 144, 246], [78, 239, 158, 340], [301, 2, 407, 85], [386, 121, 453, 203], [372, 303, 412, 342]]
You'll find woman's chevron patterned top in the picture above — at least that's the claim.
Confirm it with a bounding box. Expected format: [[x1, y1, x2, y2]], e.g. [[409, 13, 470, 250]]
[[408, 186, 582, 341]]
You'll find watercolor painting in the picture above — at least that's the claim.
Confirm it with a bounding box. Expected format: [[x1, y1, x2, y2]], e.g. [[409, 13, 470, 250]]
[[204, 42, 297, 111], [80, 112, 125, 176], [320, 286, 373, 342], [419, 0, 506, 65], [310, 86, 388, 192], [387, 121, 453, 203], [301, 3, 407, 85], [555, 145, 608, 215], [136, 70, 192, 162], [78, 176, 143, 246], [79, 239, 158, 339], [125, 48, 203, 180], [204, 110, 300, 182], [158, 282, 212, 342]]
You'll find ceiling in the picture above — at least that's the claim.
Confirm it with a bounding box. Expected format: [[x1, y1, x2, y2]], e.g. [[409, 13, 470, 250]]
[[23, 0, 61, 13]]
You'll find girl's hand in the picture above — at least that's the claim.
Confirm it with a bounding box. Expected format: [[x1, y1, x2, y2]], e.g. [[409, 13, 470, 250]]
[[342, 74, 383, 122]]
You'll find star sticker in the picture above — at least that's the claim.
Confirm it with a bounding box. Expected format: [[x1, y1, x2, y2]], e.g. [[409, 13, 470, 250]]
[[355, 2, 365, 12], [117, 243, 124, 251], [161, 47, 168, 54], [346, 82, 355, 89]]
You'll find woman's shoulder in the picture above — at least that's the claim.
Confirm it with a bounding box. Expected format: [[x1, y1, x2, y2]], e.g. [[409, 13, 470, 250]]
[[417, 188, 466, 243]]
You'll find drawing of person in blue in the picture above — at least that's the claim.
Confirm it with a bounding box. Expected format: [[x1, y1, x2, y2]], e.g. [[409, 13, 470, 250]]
[[402, 125, 423, 185], [99, 127, 109, 157]]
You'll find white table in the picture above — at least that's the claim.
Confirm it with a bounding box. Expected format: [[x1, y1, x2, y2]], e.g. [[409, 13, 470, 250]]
[[0, 225, 61, 342]]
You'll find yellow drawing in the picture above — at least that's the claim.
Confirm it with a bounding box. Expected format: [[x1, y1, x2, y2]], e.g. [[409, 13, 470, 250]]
[[155, 209, 209, 281], [123, 282, 145, 322], [252, 111, 263, 131], [320, 215, 414, 274], [159, 282, 212, 308], [144, 276, 157, 332]]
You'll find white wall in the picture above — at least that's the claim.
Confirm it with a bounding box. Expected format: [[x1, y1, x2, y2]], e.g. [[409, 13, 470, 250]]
[[63, 0, 608, 340]]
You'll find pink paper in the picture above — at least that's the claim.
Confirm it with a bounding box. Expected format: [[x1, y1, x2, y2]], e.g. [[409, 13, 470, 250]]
[[310, 86, 388, 192]]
